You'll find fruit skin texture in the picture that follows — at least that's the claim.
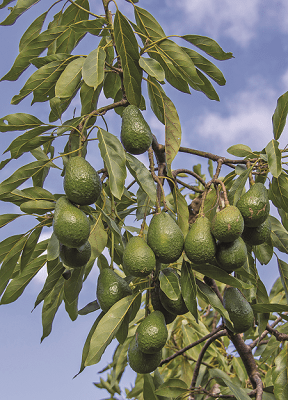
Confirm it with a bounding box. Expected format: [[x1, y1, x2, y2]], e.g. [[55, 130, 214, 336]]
[[128, 335, 162, 374], [159, 268, 188, 315], [184, 215, 216, 264], [242, 218, 271, 246], [59, 241, 91, 268], [211, 205, 244, 243], [53, 196, 90, 248], [96, 268, 132, 313], [147, 212, 184, 264], [120, 105, 153, 155], [64, 156, 102, 206], [216, 237, 247, 273], [136, 311, 168, 354], [223, 287, 254, 333], [236, 183, 270, 227], [122, 236, 156, 277]]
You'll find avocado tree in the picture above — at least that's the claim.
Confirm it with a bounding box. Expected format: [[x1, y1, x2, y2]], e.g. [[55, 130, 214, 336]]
[[1, 1, 288, 399]]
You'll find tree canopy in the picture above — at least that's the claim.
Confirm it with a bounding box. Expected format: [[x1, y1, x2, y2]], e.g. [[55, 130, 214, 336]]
[[1, 1, 288, 399]]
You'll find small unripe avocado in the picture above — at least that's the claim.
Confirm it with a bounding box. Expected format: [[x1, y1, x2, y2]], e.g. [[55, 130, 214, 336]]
[[122, 236, 156, 277], [128, 335, 162, 374], [136, 311, 168, 354], [223, 287, 254, 333], [184, 215, 216, 264], [216, 237, 247, 273], [120, 105, 153, 155], [236, 183, 270, 227], [96, 268, 132, 313], [59, 241, 91, 268], [242, 218, 271, 245], [64, 157, 102, 206], [211, 205, 244, 242], [147, 212, 184, 264], [53, 196, 90, 248]]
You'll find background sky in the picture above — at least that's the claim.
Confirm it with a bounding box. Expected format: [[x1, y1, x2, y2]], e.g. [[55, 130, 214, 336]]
[[0, 1, 288, 399]]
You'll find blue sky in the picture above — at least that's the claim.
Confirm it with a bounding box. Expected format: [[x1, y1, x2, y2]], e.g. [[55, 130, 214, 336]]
[[0, 1, 288, 399]]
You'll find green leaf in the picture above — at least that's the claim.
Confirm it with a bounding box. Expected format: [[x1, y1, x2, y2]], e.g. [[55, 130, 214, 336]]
[[104, 70, 121, 99], [155, 379, 188, 398], [1, 255, 47, 304], [252, 303, 288, 312], [64, 267, 83, 321], [181, 35, 233, 60], [82, 47, 106, 89], [85, 293, 141, 366], [34, 258, 65, 308], [97, 128, 127, 200], [134, 6, 166, 41], [172, 187, 189, 237], [0, 0, 40, 26], [70, 18, 106, 36], [209, 369, 251, 400], [143, 375, 158, 400], [139, 57, 165, 82], [274, 344, 288, 400], [20, 226, 43, 270], [271, 173, 288, 212], [266, 139, 282, 178], [19, 11, 48, 51], [190, 69, 220, 101], [78, 300, 100, 315], [227, 144, 254, 158], [159, 269, 181, 301], [196, 279, 232, 325], [126, 153, 157, 204], [273, 91, 288, 140], [89, 217, 108, 259], [277, 258, 288, 305], [0, 213, 22, 228], [270, 215, 288, 254], [0, 113, 44, 131], [228, 166, 253, 205], [55, 57, 84, 98], [0, 0, 15, 9], [147, 76, 165, 124], [114, 10, 142, 106], [0, 234, 24, 263], [20, 200, 55, 215], [181, 261, 198, 322], [253, 240, 273, 265], [0, 160, 48, 200], [41, 277, 64, 341]]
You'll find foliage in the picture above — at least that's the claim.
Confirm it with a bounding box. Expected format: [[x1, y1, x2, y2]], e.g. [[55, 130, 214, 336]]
[[1, 1, 288, 399]]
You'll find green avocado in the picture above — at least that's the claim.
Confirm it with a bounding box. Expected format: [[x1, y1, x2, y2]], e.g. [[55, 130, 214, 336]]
[[128, 335, 162, 374], [223, 286, 254, 333], [211, 205, 244, 242], [53, 196, 90, 248], [184, 215, 216, 264], [236, 183, 270, 227], [122, 236, 156, 277], [96, 268, 132, 313], [120, 105, 153, 154], [63, 156, 102, 206], [136, 311, 168, 354], [159, 268, 188, 315], [151, 282, 177, 325], [59, 241, 91, 268], [147, 212, 184, 264], [216, 237, 247, 273], [242, 218, 271, 245]]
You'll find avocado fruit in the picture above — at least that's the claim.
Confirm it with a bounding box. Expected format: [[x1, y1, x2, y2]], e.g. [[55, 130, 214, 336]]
[[53, 196, 90, 248], [122, 236, 156, 277], [64, 156, 102, 206], [59, 241, 91, 268], [159, 268, 188, 315], [223, 286, 254, 333], [236, 183, 270, 227], [128, 335, 162, 374], [147, 212, 184, 264], [211, 205, 244, 242], [136, 311, 168, 354], [184, 215, 216, 264], [120, 105, 153, 154], [216, 237, 247, 273], [151, 281, 177, 324], [96, 268, 132, 313], [242, 218, 271, 245]]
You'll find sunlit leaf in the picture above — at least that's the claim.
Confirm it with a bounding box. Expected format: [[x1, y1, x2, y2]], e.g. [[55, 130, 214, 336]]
[[181, 261, 198, 322], [71, 18, 106, 36], [55, 57, 84, 98], [266, 139, 282, 178], [0, 0, 40, 26], [155, 378, 188, 398], [209, 369, 251, 400], [41, 277, 64, 341], [228, 166, 253, 205], [273, 91, 288, 140], [64, 267, 83, 321], [20, 226, 43, 270], [0, 113, 44, 131], [172, 186, 189, 237], [227, 144, 254, 158], [19, 11, 48, 51], [252, 303, 288, 312], [274, 343, 288, 400], [159, 269, 180, 301], [181, 35, 233, 60], [134, 6, 166, 41], [277, 258, 288, 305], [0, 213, 22, 228], [143, 374, 158, 400], [82, 47, 105, 89], [139, 57, 165, 82], [270, 215, 288, 254], [271, 173, 288, 212]]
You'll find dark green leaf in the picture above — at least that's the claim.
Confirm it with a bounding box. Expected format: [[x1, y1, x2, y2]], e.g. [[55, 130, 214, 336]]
[[252, 304, 288, 312], [0, 213, 22, 228], [209, 369, 251, 400], [274, 344, 288, 400], [227, 144, 254, 158], [277, 258, 288, 305], [159, 269, 181, 301], [114, 10, 142, 106], [0, 234, 24, 263], [0, 0, 40, 26], [64, 267, 83, 321], [181, 35, 233, 60], [80, 81, 102, 116], [103, 71, 121, 99], [143, 374, 158, 400], [55, 57, 84, 98], [71, 18, 105, 36], [82, 47, 105, 89], [155, 379, 188, 398], [97, 128, 127, 200], [85, 293, 141, 366], [1, 255, 47, 304], [139, 57, 165, 82], [147, 76, 165, 124], [266, 139, 282, 178], [20, 199, 55, 215], [0, 0, 15, 9], [253, 239, 273, 265], [271, 173, 288, 212], [19, 12, 48, 51], [20, 226, 43, 270], [270, 215, 288, 254], [191, 68, 219, 100], [181, 261, 198, 322], [78, 300, 100, 315], [126, 153, 157, 204], [89, 217, 108, 259], [228, 166, 253, 205], [41, 277, 64, 341], [273, 91, 288, 140], [134, 6, 166, 41], [172, 187, 189, 237]]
